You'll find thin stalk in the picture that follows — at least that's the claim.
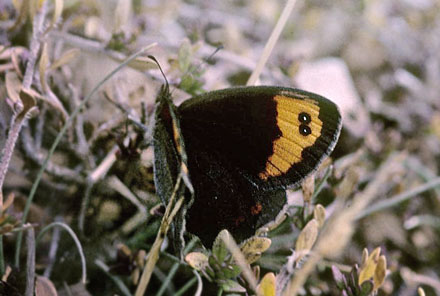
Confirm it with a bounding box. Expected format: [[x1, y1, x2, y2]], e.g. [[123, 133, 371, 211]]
[[311, 166, 333, 204], [135, 172, 185, 296], [0, 113, 23, 206], [95, 259, 132, 296], [174, 277, 198, 296], [156, 263, 179, 296], [36, 222, 87, 284], [246, 0, 298, 86], [356, 176, 440, 220], [25, 228, 36, 296], [0, 236, 4, 276]]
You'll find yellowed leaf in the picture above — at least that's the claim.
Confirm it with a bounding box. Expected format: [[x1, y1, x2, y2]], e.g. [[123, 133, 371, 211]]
[[10, 49, 23, 77], [373, 255, 387, 290], [296, 219, 319, 252], [5, 71, 21, 103], [1, 265, 12, 282], [46, 0, 64, 33], [39, 43, 49, 92], [2, 192, 15, 213], [136, 249, 146, 268], [313, 204, 326, 228], [50, 48, 80, 71], [257, 272, 276, 296], [370, 247, 381, 261], [9, 0, 30, 31], [359, 261, 376, 285], [241, 237, 272, 254], [245, 253, 262, 264], [19, 88, 37, 115], [361, 248, 368, 266], [240, 236, 271, 264], [359, 247, 382, 286], [110, 55, 157, 72], [295, 219, 319, 262], [185, 252, 208, 271]]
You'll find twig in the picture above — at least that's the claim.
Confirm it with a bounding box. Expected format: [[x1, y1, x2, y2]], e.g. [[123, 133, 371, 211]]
[[89, 145, 120, 183], [0, 112, 23, 207], [401, 267, 440, 293], [34, 105, 47, 149], [135, 173, 185, 296], [107, 175, 146, 212], [0, 236, 4, 276], [78, 179, 93, 235], [25, 228, 36, 296], [21, 127, 84, 183], [22, 1, 48, 90], [355, 176, 440, 220], [68, 84, 93, 165]]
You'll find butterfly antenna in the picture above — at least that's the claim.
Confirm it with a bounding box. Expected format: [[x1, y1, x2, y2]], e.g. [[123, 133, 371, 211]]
[[148, 55, 169, 89]]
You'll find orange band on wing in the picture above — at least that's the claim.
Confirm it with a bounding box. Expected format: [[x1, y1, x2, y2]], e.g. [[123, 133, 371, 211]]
[[259, 95, 323, 180]]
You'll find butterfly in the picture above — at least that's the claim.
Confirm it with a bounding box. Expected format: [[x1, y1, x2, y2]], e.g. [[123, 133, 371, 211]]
[[153, 85, 342, 247]]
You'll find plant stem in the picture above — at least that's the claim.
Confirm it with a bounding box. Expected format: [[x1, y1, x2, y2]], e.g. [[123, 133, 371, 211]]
[[25, 228, 36, 296], [0, 236, 4, 276], [0, 114, 23, 207], [246, 0, 298, 86]]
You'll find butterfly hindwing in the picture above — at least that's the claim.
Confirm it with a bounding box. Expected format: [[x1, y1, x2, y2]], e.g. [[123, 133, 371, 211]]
[[178, 124, 286, 246]]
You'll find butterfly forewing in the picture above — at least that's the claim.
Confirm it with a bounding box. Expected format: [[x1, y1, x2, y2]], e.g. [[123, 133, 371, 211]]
[[178, 86, 342, 190]]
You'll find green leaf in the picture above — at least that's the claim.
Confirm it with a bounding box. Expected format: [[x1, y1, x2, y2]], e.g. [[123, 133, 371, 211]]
[[213, 230, 230, 263], [221, 264, 241, 279], [331, 265, 346, 290], [178, 39, 192, 72], [221, 279, 246, 293], [359, 280, 374, 296]]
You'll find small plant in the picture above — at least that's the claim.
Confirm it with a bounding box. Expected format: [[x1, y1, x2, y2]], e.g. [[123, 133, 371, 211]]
[[185, 230, 272, 294], [332, 247, 387, 296]]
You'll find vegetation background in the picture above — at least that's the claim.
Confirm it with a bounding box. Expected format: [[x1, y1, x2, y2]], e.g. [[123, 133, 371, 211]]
[[0, 0, 439, 295]]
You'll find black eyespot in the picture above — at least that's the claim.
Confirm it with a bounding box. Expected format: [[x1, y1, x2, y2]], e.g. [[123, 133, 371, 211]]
[[299, 124, 312, 136], [298, 112, 311, 124]]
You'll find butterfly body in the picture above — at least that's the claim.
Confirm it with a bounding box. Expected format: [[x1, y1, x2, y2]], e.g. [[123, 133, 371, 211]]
[[153, 86, 341, 247]]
